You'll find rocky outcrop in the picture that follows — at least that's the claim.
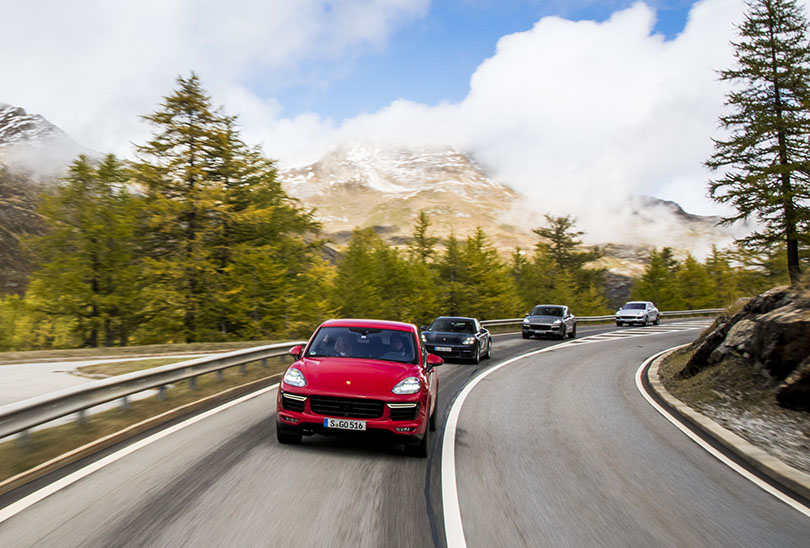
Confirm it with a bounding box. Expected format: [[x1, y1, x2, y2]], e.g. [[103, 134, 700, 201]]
[[680, 286, 810, 411]]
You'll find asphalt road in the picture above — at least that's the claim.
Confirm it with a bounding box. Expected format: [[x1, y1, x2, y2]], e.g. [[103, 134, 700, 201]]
[[1, 321, 808, 547]]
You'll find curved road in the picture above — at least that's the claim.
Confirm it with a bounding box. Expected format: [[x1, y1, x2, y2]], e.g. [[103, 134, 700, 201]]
[[0, 321, 808, 547]]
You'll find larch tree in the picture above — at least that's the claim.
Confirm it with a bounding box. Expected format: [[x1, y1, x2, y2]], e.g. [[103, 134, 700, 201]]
[[706, 0, 810, 285]]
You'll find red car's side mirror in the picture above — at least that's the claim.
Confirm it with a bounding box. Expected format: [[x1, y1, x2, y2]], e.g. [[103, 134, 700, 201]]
[[289, 345, 303, 360], [426, 353, 444, 369]]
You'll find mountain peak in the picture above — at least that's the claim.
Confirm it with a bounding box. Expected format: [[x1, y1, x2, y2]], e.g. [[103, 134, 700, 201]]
[[0, 103, 96, 180], [0, 103, 64, 146]]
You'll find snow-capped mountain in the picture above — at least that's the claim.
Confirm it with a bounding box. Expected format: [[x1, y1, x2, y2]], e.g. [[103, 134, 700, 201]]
[[0, 103, 95, 179], [278, 143, 734, 265], [279, 143, 530, 249]]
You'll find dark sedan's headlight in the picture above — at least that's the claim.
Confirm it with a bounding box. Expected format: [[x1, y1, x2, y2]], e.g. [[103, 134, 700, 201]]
[[462, 336, 476, 345]]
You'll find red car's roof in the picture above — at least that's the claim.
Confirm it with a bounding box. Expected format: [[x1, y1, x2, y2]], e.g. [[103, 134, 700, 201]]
[[319, 318, 416, 331]]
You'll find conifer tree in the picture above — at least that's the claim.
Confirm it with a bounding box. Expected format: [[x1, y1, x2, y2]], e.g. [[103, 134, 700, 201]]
[[630, 247, 681, 309], [675, 255, 717, 309], [133, 73, 228, 342], [437, 234, 466, 316], [706, 0, 810, 285], [408, 210, 439, 264], [26, 155, 140, 346]]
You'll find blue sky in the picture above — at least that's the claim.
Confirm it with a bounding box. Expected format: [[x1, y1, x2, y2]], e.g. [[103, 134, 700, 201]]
[[276, 1, 698, 121], [2, 0, 760, 247]]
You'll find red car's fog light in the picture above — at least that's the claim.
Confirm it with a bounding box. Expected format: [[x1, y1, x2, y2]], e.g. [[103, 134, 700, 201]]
[[280, 415, 299, 423], [395, 427, 415, 432]]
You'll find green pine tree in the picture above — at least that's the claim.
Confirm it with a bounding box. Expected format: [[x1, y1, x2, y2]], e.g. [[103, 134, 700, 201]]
[[675, 255, 717, 310], [133, 73, 228, 342], [25, 155, 141, 347], [706, 0, 810, 285], [630, 247, 682, 310]]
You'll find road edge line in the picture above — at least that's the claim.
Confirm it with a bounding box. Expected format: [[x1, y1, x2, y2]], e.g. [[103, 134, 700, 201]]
[[636, 347, 810, 518], [442, 343, 570, 548], [0, 374, 282, 499]]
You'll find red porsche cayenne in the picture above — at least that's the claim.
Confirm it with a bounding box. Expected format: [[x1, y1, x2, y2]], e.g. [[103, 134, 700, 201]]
[[276, 319, 443, 457]]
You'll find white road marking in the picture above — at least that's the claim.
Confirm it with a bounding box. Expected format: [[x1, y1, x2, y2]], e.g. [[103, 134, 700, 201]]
[[442, 320, 720, 548], [442, 344, 567, 548], [635, 353, 810, 519], [0, 384, 279, 525]]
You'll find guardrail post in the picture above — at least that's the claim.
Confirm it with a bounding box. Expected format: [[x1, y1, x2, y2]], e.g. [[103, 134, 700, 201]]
[[120, 396, 129, 411], [158, 385, 167, 401], [77, 409, 87, 426], [17, 429, 31, 448], [217, 370, 224, 381], [239, 363, 246, 375], [189, 376, 197, 390], [261, 358, 267, 368]]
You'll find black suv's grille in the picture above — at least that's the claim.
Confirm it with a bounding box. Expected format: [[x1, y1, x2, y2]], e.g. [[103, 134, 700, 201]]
[[310, 395, 384, 419], [529, 324, 551, 330], [281, 392, 306, 413], [388, 403, 419, 421]]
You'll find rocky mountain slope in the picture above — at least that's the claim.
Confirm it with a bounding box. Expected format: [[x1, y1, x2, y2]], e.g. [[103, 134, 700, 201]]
[[279, 144, 527, 249], [0, 102, 736, 296], [278, 143, 732, 265]]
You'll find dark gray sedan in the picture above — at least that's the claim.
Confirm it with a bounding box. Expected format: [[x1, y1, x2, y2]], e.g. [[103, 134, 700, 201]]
[[421, 316, 492, 364], [522, 304, 576, 340]]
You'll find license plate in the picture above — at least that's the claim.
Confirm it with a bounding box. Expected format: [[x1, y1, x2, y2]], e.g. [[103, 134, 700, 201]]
[[323, 418, 366, 431], [435, 346, 452, 352]]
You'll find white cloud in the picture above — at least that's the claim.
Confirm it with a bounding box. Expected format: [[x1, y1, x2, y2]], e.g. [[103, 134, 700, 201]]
[[254, 0, 751, 249], [0, 0, 429, 155], [2, 0, 784, 250]]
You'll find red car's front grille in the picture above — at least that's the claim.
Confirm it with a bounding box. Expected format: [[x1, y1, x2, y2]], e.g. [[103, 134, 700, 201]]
[[309, 395, 385, 419]]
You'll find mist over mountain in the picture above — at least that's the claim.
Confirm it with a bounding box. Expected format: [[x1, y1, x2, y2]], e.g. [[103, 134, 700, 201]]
[[0, 103, 98, 180], [0, 103, 739, 295], [278, 142, 737, 270]]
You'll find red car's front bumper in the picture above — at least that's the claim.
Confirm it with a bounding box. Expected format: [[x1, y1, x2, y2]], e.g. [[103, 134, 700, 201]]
[[276, 389, 429, 442]]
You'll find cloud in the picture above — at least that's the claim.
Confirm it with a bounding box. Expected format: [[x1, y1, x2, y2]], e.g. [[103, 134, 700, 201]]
[[253, 0, 750, 249], [0, 0, 429, 155], [1, 0, 774, 250]]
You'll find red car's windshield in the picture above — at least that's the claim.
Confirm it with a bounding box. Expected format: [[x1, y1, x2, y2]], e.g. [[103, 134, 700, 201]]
[[306, 326, 418, 364]]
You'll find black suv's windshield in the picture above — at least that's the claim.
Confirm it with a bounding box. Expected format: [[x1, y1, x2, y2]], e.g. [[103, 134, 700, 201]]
[[429, 319, 474, 333], [306, 326, 417, 363], [531, 306, 563, 317]]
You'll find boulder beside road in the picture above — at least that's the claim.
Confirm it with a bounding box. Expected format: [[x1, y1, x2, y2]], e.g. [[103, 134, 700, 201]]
[[681, 285, 810, 411]]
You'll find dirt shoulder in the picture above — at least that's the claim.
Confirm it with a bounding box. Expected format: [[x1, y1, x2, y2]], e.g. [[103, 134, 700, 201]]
[[658, 346, 810, 475]]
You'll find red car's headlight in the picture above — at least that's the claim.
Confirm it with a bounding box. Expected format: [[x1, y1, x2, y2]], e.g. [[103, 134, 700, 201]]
[[392, 376, 421, 395], [283, 367, 307, 387]]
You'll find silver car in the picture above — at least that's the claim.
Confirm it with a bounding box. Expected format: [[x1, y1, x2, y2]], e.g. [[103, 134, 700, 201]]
[[616, 301, 660, 326], [522, 304, 577, 340]]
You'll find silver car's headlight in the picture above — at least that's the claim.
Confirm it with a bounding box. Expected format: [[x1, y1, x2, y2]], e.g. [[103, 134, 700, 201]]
[[462, 336, 476, 345], [522, 318, 530, 325], [283, 368, 307, 387], [392, 377, 421, 395], [552, 320, 561, 325]]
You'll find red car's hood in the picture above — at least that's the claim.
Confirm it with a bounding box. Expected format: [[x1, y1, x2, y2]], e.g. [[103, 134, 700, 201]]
[[291, 357, 420, 397]]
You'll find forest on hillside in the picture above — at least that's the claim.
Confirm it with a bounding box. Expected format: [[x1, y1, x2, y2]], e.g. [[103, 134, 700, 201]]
[[0, 76, 801, 350]]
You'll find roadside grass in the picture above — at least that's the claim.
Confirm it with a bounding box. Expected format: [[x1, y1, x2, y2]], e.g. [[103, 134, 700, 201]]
[[77, 357, 196, 378], [0, 340, 280, 365], [0, 355, 292, 484]]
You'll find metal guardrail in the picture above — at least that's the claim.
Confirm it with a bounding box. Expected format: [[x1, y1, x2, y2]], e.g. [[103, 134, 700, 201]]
[[0, 308, 724, 442], [0, 340, 305, 441], [480, 308, 722, 329]]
